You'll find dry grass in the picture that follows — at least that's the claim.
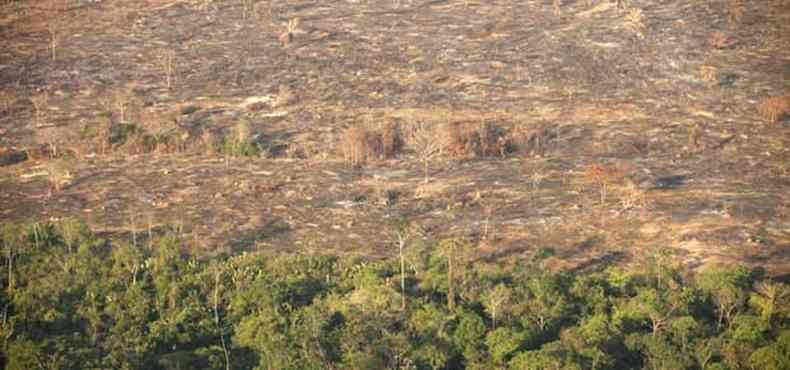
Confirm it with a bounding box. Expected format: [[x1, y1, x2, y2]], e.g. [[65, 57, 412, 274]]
[[584, 163, 629, 206], [0, 91, 14, 115], [30, 93, 49, 126], [273, 84, 296, 108], [728, 0, 745, 28], [201, 129, 219, 156], [45, 157, 73, 194], [699, 65, 718, 86], [757, 96, 790, 123], [158, 49, 176, 90], [279, 18, 299, 48], [618, 180, 646, 213], [688, 123, 703, 152], [623, 8, 646, 40]]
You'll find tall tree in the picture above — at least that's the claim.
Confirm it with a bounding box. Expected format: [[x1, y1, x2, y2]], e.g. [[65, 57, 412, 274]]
[[391, 218, 411, 311], [1, 223, 24, 293], [438, 238, 473, 312]]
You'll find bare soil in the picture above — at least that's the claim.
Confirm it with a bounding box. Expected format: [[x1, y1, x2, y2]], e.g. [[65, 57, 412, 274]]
[[1, 0, 788, 276]]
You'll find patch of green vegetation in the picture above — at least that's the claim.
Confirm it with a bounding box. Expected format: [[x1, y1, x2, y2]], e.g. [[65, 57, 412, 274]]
[[218, 119, 261, 157], [109, 122, 140, 145], [0, 219, 788, 370]]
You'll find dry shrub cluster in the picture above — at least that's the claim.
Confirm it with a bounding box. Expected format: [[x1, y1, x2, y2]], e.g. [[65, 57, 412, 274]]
[[728, 0, 745, 27], [341, 122, 400, 167], [618, 179, 646, 212], [44, 157, 73, 194], [443, 121, 508, 159], [699, 65, 719, 86], [584, 163, 630, 205], [279, 18, 299, 48], [757, 96, 790, 123], [508, 122, 555, 157], [340, 120, 511, 169], [0, 91, 14, 115], [623, 8, 646, 40], [708, 31, 736, 49]]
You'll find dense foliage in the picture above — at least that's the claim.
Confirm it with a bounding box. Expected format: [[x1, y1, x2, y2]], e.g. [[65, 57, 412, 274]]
[[1, 219, 788, 370]]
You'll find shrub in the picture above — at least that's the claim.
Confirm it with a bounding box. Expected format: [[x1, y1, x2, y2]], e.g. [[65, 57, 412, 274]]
[[508, 122, 553, 157], [757, 96, 790, 123], [220, 119, 260, 157], [340, 122, 400, 167], [443, 121, 507, 159]]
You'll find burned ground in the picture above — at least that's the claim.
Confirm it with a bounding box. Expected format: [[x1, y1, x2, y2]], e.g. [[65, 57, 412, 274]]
[[1, 0, 788, 275]]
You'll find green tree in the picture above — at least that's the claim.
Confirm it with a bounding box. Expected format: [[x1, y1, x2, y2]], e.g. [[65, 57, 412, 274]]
[[1, 223, 25, 303], [574, 314, 618, 369], [614, 284, 693, 336], [486, 327, 526, 365], [409, 302, 450, 341], [438, 238, 461, 312], [749, 280, 790, 325], [696, 265, 751, 329], [625, 332, 694, 370], [452, 309, 487, 364], [749, 330, 790, 370], [508, 341, 583, 370], [412, 342, 449, 370], [483, 283, 512, 329], [516, 274, 570, 334], [110, 240, 145, 288], [721, 314, 769, 369], [233, 306, 294, 369]]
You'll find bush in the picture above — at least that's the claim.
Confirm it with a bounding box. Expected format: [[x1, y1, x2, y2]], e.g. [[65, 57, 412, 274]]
[[340, 122, 400, 167]]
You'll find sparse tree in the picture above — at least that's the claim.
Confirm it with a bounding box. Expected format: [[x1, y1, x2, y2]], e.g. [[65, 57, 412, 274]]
[[437, 238, 473, 312], [46, 0, 65, 62], [696, 265, 751, 329], [483, 283, 512, 328], [405, 121, 443, 183], [749, 280, 790, 325], [1, 223, 25, 293], [209, 260, 232, 370]]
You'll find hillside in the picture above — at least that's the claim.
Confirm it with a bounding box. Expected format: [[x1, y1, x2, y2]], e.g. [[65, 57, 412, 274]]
[[0, 0, 789, 276]]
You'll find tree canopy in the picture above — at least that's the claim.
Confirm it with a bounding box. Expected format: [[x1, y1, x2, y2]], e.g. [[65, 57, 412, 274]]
[[0, 219, 787, 369]]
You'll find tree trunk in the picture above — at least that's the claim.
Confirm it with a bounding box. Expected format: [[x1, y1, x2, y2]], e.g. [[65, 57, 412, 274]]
[[423, 159, 429, 183], [6, 251, 12, 293], [399, 236, 406, 311], [214, 269, 231, 370], [447, 247, 455, 312]]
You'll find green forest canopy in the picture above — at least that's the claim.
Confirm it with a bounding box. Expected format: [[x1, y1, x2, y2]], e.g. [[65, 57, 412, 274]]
[[1, 219, 788, 369]]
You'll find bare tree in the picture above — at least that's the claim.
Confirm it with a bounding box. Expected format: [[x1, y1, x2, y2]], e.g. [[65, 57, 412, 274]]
[[46, 0, 66, 62], [404, 121, 442, 183], [484, 283, 512, 328]]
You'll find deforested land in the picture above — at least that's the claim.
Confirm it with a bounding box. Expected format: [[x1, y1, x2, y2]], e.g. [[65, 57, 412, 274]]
[[0, 0, 788, 369]]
